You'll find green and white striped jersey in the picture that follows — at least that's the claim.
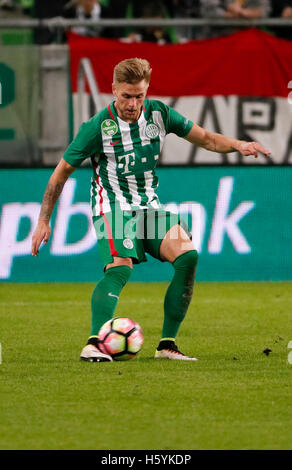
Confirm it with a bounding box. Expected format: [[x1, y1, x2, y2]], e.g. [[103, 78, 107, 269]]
[[63, 99, 193, 216]]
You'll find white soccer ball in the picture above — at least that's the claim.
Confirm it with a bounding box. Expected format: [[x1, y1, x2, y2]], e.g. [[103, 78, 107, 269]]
[[98, 317, 144, 361]]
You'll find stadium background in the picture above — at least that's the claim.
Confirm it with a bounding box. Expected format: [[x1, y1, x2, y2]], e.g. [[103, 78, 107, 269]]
[[1, 17, 292, 283]]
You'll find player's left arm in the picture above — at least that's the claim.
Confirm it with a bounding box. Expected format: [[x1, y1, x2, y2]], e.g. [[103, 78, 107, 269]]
[[185, 123, 271, 159]]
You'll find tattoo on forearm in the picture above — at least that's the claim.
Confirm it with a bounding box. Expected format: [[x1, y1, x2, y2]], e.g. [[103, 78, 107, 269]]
[[39, 181, 65, 221]]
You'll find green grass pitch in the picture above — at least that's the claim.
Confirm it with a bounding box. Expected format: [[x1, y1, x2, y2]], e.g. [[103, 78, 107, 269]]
[[0, 281, 292, 450]]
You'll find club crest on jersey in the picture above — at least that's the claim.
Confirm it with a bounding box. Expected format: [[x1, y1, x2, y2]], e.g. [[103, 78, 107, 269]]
[[102, 119, 118, 137], [145, 123, 160, 139], [123, 238, 134, 250]]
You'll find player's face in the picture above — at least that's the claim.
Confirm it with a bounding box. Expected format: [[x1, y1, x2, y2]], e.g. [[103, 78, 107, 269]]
[[112, 80, 149, 123]]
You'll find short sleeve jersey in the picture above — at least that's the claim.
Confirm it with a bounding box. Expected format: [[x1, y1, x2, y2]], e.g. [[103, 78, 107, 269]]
[[63, 99, 193, 216]]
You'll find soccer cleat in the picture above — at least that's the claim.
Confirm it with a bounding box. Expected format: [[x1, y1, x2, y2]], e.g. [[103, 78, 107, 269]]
[[154, 340, 198, 361], [80, 344, 113, 362]]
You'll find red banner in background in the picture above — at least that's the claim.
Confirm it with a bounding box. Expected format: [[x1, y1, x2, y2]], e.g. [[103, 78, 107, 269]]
[[68, 29, 292, 165], [68, 28, 292, 98]]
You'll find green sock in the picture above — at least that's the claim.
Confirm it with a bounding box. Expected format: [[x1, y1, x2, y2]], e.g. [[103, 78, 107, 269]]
[[90, 265, 132, 337], [162, 250, 198, 339]]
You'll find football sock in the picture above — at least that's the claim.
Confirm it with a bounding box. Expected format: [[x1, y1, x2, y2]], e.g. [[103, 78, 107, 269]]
[[89, 265, 132, 337], [162, 250, 198, 339]]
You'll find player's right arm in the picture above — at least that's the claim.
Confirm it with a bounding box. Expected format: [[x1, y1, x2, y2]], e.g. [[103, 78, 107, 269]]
[[31, 158, 76, 256], [32, 115, 101, 257]]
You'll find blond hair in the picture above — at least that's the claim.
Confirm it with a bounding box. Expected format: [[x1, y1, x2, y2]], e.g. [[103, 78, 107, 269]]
[[113, 58, 152, 85]]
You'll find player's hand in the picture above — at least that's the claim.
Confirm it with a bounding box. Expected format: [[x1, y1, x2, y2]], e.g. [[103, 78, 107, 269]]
[[237, 141, 271, 159], [32, 220, 51, 257]]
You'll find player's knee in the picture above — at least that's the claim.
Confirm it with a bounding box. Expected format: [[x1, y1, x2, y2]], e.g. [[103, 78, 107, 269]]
[[105, 264, 132, 288], [174, 249, 199, 270], [185, 249, 199, 267], [106, 256, 133, 270]]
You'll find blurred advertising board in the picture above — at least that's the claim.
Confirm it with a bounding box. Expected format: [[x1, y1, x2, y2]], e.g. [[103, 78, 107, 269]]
[[1, 167, 291, 282]]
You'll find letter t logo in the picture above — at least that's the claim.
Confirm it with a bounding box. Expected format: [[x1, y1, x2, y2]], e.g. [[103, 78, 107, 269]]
[[118, 153, 135, 174]]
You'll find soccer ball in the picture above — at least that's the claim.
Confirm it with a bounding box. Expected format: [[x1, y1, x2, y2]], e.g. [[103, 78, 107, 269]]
[[98, 317, 144, 361]]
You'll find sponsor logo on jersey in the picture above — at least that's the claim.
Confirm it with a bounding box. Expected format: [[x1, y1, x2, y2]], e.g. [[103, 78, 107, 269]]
[[101, 119, 118, 137], [123, 238, 134, 250], [145, 123, 160, 139]]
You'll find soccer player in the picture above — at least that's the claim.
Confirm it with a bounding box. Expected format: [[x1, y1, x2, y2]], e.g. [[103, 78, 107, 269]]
[[31, 58, 271, 362]]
